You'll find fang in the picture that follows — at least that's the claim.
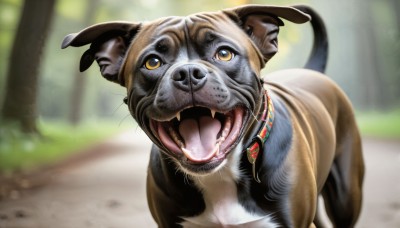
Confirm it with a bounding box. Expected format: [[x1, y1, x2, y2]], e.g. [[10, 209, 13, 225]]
[[211, 109, 216, 118]]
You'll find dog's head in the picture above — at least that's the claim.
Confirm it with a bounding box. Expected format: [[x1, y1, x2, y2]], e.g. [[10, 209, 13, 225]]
[[62, 5, 309, 175]]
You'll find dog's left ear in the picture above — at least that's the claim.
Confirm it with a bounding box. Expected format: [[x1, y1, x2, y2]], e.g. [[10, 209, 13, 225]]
[[61, 22, 141, 86], [224, 5, 310, 63]]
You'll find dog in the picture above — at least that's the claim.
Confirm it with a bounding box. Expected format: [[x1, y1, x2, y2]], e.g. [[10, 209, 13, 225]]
[[62, 4, 364, 228]]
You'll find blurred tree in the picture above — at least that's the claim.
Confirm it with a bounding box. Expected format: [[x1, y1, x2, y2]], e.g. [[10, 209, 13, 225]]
[[68, 0, 98, 125], [0, 0, 56, 133], [0, 0, 22, 96], [356, 0, 386, 109], [390, 0, 400, 29], [389, 0, 400, 106], [356, 0, 400, 109]]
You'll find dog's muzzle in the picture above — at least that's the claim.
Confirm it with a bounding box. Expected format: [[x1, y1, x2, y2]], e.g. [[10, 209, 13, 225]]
[[149, 64, 247, 164], [150, 106, 245, 164]]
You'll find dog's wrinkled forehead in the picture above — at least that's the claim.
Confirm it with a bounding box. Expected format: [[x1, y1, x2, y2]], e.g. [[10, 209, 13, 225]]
[[122, 12, 262, 87], [137, 13, 253, 51]]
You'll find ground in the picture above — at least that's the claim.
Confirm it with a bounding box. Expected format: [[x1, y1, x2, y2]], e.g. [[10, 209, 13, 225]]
[[0, 130, 399, 228]]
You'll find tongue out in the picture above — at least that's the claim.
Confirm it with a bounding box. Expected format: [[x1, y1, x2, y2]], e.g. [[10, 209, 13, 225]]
[[178, 116, 222, 162]]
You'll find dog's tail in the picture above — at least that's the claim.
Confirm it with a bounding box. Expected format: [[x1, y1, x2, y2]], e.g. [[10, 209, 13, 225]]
[[292, 5, 328, 73]]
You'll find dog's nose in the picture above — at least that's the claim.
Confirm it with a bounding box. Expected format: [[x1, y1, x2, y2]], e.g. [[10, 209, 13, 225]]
[[171, 65, 207, 92]]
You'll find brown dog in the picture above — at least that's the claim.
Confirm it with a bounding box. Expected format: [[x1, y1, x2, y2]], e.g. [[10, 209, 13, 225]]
[[62, 4, 364, 227]]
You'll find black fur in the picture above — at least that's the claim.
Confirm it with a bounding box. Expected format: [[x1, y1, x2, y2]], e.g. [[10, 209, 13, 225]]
[[147, 146, 205, 226], [237, 95, 293, 226]]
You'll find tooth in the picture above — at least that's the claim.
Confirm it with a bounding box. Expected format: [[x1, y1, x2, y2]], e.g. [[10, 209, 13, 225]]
[[215, 143, 221, 156], [221, 116, 231, 138], [169, 126, 183, 147], [211, 109, 216, 118], [176, 112, 181, 121], [217, 137, 225, 144]]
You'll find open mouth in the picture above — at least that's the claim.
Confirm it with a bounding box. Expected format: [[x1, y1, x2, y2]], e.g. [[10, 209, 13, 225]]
[[150, 107, 245, 164]]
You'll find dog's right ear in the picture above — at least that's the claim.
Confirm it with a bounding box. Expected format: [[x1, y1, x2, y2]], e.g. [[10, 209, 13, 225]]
[[61, 22, 141, 86], [223, 5, 310, 64]]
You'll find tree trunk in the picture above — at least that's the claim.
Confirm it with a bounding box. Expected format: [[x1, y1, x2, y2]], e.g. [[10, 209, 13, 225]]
[[355, 0, 386, 109], [389, 0, 400, 104], [391, 0, 400, 28], [68, 0, 98, 125], [0, 0, 56, 133]]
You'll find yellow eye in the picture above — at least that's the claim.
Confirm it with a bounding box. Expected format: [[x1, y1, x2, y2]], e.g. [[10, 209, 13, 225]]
[[215, 49, 234, 61], [144, 57, 162, 70]]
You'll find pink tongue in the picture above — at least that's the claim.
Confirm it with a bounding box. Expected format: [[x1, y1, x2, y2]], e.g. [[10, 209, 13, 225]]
[[178, 116, 221, 161]]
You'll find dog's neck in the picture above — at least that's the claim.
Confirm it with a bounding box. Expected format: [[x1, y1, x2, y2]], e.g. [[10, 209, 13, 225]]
[[183, 143, 277, 227]]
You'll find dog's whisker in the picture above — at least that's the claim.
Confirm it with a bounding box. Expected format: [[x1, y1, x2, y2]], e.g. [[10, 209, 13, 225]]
[[134, 125, 142, 133], [164, 155, 174, 164], [195, 176, 205, 187], [184, 173, 191, 185], [111, 102, 126, 116], [217, 170, 224, 181], [248, 109, 262, 123], [251, 111, 260, 122], [118, 114, 132, 127], [243, 104, 262, 123]]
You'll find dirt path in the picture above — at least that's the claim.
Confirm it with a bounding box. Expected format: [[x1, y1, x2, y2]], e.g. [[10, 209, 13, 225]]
[[0, 131, 399, 228]]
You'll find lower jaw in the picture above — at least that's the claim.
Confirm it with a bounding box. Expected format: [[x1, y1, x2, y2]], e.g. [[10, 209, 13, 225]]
[[176, 156, 227, 175], [176, 140, 244, 176], [152, 133, 239, 175]]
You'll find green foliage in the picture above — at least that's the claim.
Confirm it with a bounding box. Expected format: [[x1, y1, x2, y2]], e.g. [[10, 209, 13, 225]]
[[0, 120, 134, 173], [0, 0, 22, 97], [56, 0, 87, 22], [356, 110, 400, 139]]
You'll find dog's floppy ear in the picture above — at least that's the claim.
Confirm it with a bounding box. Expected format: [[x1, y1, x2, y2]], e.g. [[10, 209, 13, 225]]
[[61, 22, 141, 86], [224, 5, 310, 63]]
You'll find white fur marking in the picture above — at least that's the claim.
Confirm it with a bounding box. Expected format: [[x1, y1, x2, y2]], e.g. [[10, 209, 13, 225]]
[[181, 144, 279, 227]]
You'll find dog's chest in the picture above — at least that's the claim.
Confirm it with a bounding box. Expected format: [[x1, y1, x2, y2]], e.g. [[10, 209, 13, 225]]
[[181, 159, 278, 227]]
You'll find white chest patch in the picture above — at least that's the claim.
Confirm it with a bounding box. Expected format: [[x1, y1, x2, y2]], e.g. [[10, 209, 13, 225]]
[[180, 146, 278, 228]]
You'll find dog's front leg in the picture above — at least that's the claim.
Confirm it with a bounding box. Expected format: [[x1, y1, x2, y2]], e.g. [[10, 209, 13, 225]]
[[146, 146, 205, 227]]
